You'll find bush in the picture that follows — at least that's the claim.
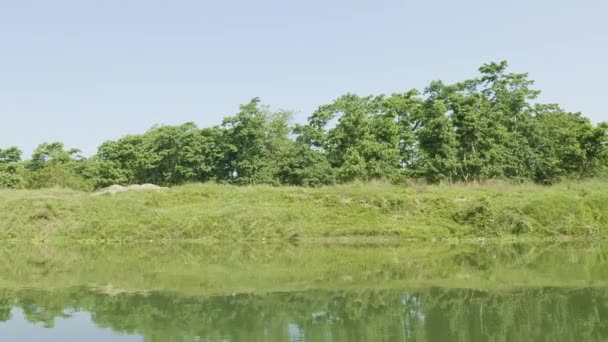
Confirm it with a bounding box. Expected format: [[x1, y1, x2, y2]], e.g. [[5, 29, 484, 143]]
[[0, 171, 25, 189], [24, 164, 94, 191]]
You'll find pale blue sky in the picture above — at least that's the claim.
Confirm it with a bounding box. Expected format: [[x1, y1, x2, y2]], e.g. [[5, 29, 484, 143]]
[[1, 0, 607, 156]]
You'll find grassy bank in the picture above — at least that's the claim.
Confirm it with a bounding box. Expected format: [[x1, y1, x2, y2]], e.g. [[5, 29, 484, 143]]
[[0, 181, 607, 242]]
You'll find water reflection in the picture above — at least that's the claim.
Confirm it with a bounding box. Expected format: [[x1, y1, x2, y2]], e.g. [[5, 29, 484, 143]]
[[0, 308, 139, 342], [1, 287, 608, 342], [1, 241, 608, 341]]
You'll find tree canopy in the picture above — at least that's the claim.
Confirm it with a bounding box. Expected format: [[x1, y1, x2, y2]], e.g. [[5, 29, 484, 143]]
[[1, 61, 606, 190]]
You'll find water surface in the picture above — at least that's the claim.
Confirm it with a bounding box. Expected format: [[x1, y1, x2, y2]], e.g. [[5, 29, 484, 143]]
[[1, 242, 607, 341]]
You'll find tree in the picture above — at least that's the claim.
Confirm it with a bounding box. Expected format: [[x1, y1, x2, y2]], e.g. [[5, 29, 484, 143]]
[[20, 142, 91, 190], [416, 89, 458, 183], [382, 90, 424, 174], [27, 142, 84, 171], [296, 94, 402, 182], [92, 124, 228, 187], [418, 61, 542, 182], [137, 123, 223, 185], [0, 147, 22, 164], [0, 146, 24, 189], [531, 108, 607, 182], [93, 135, 148, 186], [221, 98, 292, 185], [3, 60, 604, 188], [276, 143, 335, 186]]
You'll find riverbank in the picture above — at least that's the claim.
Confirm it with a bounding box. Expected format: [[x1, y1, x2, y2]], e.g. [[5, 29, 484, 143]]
[[0, 181, 607, 242]]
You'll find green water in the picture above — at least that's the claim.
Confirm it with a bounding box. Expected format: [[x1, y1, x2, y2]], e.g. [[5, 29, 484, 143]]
[[1, 242, 607, 341]]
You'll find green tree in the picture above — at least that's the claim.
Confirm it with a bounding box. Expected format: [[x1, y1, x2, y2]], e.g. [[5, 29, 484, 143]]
[[221, 98, 292, 184], [21, 142, 92, 190], [136, 123, 224, 185], [0, 146, 22, 164], [530, 107, 608, 182], [27, 142, 84, 171], [92, 124, 228, 187], [94, 134, 150, 185], [382, 90, 424, 174], [0, 147, 24, 189], [416, 87, 458, 183], [3, 60, 604, 188], [276, 143, 335, 186], [297, 94, 402, 182], [422, 61, 541, 182]]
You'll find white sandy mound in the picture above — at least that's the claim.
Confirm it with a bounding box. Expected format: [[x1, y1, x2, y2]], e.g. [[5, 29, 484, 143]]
[[94, 184, 168, 195]]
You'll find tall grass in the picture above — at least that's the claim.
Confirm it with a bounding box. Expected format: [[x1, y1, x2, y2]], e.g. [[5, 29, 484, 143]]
[[0, 181, 607, 242]]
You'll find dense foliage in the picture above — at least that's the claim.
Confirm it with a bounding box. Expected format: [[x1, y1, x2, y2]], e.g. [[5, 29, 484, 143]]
[[1, 61, 606, 190]]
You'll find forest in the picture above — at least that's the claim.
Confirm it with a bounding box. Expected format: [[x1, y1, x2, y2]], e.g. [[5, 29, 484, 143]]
[[1, 61, 607, 191]]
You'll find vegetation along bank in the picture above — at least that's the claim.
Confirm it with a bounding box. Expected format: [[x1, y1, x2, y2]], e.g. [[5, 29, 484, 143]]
[[0, 181, 606, 242], [0, 61, 606, 191], [0, 61, 607, 242]]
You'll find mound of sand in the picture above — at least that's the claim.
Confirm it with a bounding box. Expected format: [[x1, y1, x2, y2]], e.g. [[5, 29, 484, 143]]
[[94, 184, 168, 195]]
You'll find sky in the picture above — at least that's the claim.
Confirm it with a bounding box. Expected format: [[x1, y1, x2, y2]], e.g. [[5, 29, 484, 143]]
[[1, 0, 607, 157]]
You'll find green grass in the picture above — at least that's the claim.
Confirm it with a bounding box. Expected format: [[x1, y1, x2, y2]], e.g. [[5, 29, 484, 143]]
[[1, 180, 607, 242]]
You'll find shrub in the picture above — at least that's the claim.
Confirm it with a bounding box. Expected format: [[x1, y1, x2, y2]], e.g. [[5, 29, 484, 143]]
[[24, 164, 94, 191], [0, 171, 25, 189]]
